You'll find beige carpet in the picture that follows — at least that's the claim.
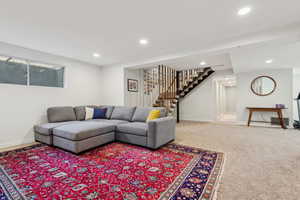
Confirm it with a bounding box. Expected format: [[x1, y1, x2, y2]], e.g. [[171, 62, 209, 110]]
[[1, 122, 300, 199], [176, 121, 300, 200]]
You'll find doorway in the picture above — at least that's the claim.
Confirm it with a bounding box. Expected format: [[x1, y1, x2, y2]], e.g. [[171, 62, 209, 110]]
[[215, 76, 237, 122]]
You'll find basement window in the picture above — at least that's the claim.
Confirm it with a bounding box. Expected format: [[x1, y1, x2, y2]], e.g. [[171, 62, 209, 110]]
[[0, 56, 27, 85], [29, 62, 64, 88], [0, 55, 64, 88]]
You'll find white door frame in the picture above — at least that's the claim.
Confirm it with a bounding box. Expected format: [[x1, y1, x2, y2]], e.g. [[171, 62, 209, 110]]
[[214, 76, 237, 122]]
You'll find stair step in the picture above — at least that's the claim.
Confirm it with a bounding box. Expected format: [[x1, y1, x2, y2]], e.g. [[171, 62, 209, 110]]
[[158, 98, 177, 100], [203, 71, 209, 76], [149, 68, 214, 109]]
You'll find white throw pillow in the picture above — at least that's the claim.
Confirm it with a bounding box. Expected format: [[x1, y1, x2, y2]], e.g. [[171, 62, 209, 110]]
[[85, 107, 94, 120]]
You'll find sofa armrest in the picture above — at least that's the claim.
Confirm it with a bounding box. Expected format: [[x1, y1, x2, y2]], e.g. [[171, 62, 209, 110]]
[[147, 117, 176, 149]]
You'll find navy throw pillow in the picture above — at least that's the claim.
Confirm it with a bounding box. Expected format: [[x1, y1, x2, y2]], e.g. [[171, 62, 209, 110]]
[[93, 108, 107, 119]]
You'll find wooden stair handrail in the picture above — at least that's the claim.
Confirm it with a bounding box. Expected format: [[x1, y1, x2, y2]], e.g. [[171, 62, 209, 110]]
[[144, 65, 214, 118]]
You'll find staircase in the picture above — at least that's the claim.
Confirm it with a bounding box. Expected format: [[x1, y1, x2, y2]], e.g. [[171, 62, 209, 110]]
[[178, 67, 215, 98], [143, 65, 215, 119]]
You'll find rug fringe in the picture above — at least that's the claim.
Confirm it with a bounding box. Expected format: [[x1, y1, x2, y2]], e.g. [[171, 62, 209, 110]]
[[212, 153, 226, 200]]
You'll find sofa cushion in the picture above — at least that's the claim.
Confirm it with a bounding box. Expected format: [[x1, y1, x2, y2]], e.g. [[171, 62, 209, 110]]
[[85, 107, 94, 120], [34, 121, 77, 136], [116, 122, 148, 136], [47, 107, 77, 123], [74, 105, 114, 120], [93, 108, 107, 119], [74, 106, 85, 121], [98, 106, 114, 119], [147, 110, 161, 121], [110, 106, 136, 121], [53, 122, 115, 141], [132, 107, 167, 122], [91, 119, 129, 126], [85, 107, 108, 120], [74, 105, 95, 121]]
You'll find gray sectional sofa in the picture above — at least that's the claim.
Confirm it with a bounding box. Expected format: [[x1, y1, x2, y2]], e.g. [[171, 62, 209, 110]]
[[34, 106, 176, 153]]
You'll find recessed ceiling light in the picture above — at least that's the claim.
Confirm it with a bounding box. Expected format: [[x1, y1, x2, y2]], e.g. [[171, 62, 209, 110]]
[[238, 7, 252, 16], [93, 53, 101, 58], [139, 39, 149, 45], [200, 61, 206, 66], [265, 59, 273, 64]]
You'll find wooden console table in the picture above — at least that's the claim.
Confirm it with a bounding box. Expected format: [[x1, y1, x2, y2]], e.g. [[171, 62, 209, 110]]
[[246, 107, 287, 129]]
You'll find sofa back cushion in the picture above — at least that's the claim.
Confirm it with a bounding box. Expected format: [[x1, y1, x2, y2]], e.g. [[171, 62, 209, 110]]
[[110, 106, 136, 121], [74, 106, 86, 121], [98, 105, 114, 119], [74, 105, 114, 120], [131, 107, 167, 122], [47, 106, 77, 123], [74, 105, 95, 121]]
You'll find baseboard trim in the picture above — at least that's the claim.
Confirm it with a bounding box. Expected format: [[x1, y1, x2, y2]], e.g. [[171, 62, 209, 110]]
[[0, 138, 35, 149], [180, 118, 214, 123], [236, 121, 292, 129]]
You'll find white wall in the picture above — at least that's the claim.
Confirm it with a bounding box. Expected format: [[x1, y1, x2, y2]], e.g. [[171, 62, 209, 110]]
[[0, 42, 103, 148], [99, 65, 125, 106], [180, 70, 234, 122], [180, 68, 293, 125], [236, 69, 293, 125], [124, 69, 144, 107], [293, 71, 300, 120], [124, 68, 159, 107], [96, 65, 142, 106]]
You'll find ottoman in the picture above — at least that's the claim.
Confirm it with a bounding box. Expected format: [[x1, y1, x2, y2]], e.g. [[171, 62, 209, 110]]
[[53, 121, 115, 153]]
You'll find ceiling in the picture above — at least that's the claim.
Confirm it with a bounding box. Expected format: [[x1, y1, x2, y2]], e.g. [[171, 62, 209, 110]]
[[1, 0, 300, 67], [230, 38, 300, 73], [164, 53, 232, 70], [132, 53, 233, 71]]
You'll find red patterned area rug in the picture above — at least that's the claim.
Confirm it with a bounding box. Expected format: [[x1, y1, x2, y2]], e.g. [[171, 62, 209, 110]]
[[0, 142, 224, 200]]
